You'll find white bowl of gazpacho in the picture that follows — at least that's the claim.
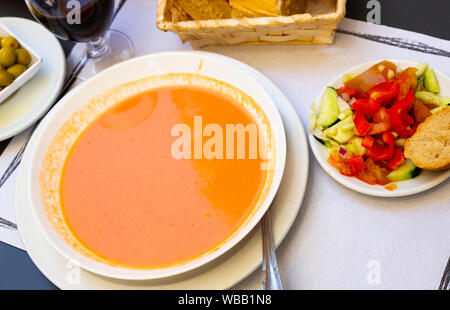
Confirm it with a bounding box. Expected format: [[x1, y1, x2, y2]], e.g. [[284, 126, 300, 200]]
[[26, 51, 286, 280]]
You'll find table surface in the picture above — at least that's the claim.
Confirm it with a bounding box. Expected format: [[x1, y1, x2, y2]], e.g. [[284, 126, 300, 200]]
[[0, 0, 449, 290]]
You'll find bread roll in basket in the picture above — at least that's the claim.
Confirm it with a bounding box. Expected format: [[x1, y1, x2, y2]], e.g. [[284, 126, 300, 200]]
[[157, 0, 346, 47]]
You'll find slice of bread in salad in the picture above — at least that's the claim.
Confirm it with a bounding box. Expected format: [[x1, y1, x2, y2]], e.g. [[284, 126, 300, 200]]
[[404, 107, 450, 170]]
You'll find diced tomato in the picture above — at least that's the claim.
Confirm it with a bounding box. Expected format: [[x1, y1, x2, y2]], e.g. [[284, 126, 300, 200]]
[[357, 158, 390, 185], [354, 112, 372, 136], [349, 156, 366, 174], [387, 148, 405, 170], [424, 103, 438, 110], [396, 67, 418, 99], [344, 60, 397, 93], [328, 151, 353, 176], [368, 107, 392, 135], [368, 121, 392, 135], [413, 100, 432, 124], [366, 132, 395, 161], [385, 183, 398, 191], [373, 107, 390, 123], [362, 135, 375, 149]]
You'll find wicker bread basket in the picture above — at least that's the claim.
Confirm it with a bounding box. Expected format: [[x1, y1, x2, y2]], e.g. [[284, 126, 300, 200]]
[[157, 0, 347, 48]]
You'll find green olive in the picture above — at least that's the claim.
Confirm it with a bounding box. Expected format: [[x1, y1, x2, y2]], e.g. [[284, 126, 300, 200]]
[[2, 36, 20, 49], [15, 49, 31, 66], [0, 70, 14, 86], [7, 64, 27, 78], [0, 47, 17, 67]]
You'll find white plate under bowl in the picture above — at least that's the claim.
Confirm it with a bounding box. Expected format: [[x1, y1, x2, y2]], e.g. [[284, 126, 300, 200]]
[[15, 51, 309, 289], [0, 22, 42, 104], [0, 17, 65, 141], [309, 59, 450, 197], [23, 51, 287, 280]]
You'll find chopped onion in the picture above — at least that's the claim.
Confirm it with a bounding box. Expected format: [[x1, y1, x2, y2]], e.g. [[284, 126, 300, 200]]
[[337, 96, 351, 113], [340, 92, 350, 102], [348, 98, 357, 106], [339, 147, 347, 156]]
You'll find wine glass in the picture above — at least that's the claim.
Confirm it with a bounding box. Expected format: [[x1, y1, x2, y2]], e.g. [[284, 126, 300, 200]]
[[25, 0, 134, 76]]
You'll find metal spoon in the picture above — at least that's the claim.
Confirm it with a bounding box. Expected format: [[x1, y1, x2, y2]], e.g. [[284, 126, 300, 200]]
[[261, 210, 283, 290]]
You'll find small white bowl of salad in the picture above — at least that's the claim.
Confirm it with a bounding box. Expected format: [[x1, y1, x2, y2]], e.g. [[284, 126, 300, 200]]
[[309, 59, 450, 197]]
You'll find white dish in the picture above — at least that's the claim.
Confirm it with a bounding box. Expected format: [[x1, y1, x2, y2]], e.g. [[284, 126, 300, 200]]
[[0, 17, 65, 141], [309, 59, 450, 197], [0, 22, 42, 103], [15, 51, 309, 289], [24, 51, 287, 280]]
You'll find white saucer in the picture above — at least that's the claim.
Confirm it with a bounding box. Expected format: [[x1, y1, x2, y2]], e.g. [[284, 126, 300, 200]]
[[0, 17, 65, 141], [15, 52, 309, 289]]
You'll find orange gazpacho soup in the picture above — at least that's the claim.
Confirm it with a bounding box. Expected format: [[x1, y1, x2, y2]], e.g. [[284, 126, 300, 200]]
[[42, 75, 273, 268]]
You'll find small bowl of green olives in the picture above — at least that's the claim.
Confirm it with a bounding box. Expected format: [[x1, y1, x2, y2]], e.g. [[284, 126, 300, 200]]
[[0, 23, 42, 103]]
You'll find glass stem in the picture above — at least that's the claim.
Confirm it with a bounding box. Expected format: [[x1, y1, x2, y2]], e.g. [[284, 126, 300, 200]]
[[87, 35, 108, 58]]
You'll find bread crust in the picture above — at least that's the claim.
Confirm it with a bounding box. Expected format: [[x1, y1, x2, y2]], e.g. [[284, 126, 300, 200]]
[[404, 107, 450, 170]]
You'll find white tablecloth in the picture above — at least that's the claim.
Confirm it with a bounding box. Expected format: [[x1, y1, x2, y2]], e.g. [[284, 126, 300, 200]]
[[1, 0, 449, 289]]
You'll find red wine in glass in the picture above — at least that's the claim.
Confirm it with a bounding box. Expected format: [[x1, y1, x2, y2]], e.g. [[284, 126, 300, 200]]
[[25, 0, 134, 75]]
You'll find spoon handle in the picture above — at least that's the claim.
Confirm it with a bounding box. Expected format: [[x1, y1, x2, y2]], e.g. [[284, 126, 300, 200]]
[[261, 211, 283, 290]]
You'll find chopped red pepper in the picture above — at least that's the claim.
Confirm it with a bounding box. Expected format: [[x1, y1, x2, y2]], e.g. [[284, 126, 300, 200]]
[[388, 90, 416, 138], [367, 81, 398, 106], [352, 98, 369, 113], [391, 89, 415, 110], [337, 87, 359, 98], [362, 135, 375, 149], [388, 109, 414, 138], [366, 132, 395, 161], [368, 81, 395, 93], [354, 111, 372, 136], [349, 156, 366, 174], [387, 148, 405, 170]]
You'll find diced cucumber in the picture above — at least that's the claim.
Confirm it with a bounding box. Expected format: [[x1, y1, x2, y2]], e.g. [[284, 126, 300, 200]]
[[416, 75, 424, 91], [415, 91, 450, 106], [314, 135, 332, 148], [345, 137, 367, 156], [387, 160, 421, 182], [342, 73, 358, 84], [324, 115, 355, 144], [423, 68, 440, 93], [431, 105, 449, 114], [415, 62, 428, 77], [338, 109, 353, 120], [317, 87, 340, 128]]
